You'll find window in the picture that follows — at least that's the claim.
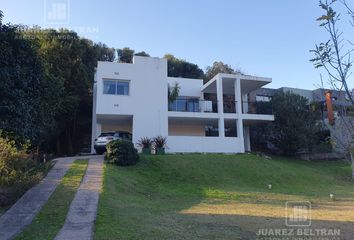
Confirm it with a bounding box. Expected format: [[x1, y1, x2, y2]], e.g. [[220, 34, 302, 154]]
[[256, 95, 271, 102], [103, 79, 129, 95], [169, 97, 199, 112]]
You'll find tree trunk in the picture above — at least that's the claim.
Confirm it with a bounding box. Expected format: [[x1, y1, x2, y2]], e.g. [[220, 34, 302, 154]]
[[66, 129, 73, 155]]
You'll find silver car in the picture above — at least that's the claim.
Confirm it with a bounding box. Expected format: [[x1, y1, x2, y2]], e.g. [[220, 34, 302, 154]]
[[94, 131, 132, 154]]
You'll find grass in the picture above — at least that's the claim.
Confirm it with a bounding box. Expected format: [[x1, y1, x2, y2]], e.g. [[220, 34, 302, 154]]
[[94, 154, 354, 240], [16, 159, 88, 240]]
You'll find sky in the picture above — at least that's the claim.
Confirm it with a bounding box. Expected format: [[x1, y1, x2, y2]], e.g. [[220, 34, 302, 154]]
[[2, 0, 354, 90]]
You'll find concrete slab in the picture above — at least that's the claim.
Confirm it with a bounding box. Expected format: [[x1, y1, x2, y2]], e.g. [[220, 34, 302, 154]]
[[0, 156, 90, 240], [55, 156, 103, 240]]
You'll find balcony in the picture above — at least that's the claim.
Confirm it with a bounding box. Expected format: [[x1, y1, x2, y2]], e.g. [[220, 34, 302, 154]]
[[242, 101, 273, 115], [168, 98, 218, 113], [168, 99, 273, 115]]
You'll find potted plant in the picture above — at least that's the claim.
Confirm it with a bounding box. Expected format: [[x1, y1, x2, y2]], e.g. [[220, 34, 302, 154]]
[[153, 136, 167, 155], [137, 137, 153, 154]]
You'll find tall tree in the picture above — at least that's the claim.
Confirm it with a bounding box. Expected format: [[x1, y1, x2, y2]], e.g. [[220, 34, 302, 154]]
[[94, 42, 116, 62], [267, 92, 322, 155], [117, 47, 134, 63], [204, 61, 241, 83], [164, 54, 204, 79], [0, 12, 58, 148], [311, 0, 353, 103], [22, 28, 116, 154], [311, 0, 354, 178]]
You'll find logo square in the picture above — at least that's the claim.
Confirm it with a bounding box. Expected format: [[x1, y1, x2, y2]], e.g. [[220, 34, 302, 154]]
[[285, 201, 311, 227]]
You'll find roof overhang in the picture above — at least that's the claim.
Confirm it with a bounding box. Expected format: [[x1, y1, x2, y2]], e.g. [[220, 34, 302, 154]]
[[201, 73, 272, 95]]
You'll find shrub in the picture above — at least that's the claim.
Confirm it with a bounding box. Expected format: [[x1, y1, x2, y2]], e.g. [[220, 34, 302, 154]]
[[0, 134, 51, 206], [137, 137, 153, 149], [106, 140, 139, 166]]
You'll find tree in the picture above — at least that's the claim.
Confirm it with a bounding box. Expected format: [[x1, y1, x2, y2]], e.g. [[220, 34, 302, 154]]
[[164, 54, 204, 79], [204, 61, 241, 83], [311, 0, 354, 178], [94, 42, 116, 62], [0, 12, 57, 148], [117, 48, 150, 63], [135, 51, 150, 57], [21, 28, 116, 154], [311, 0, 353, 104], [267, 92, 322, 155], [117, 47, 134, 63]]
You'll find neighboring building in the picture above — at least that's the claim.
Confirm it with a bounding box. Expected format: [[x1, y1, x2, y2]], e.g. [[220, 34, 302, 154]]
[[250, 86, 352, 154], [91, 56, 274, 154], [250, 86, 349, 106]]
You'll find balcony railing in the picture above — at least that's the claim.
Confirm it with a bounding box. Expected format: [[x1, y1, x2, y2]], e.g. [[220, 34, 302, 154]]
[[169, 99, 273, 114], [223, 100, 236, 113], [242, 101, 273, 114], [169, 99, 218, 113]]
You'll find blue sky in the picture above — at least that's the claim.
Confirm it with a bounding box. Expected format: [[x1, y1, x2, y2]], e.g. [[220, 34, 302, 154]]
[[2, 0, 354, 89]]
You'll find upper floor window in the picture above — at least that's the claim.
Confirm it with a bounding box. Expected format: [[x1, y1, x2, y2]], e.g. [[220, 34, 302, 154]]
[[103, 79, 130, 95], [256, 95, 271, 102]]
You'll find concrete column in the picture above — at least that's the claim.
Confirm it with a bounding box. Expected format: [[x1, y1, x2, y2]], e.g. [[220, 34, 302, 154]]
[[243, 125, 251, 151], [237, 119, 245, 152], [218, 118, 225, 137], [234, 78, 242, 114], [216, 76, 224, 114], [216, 76, 225, 137], [235, 78, 245, 152], [91, 81, 97, 154]]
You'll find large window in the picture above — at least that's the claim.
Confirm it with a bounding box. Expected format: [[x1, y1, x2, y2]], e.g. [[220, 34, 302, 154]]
[[169, 97, 199, 112], [103, 79, 129, 95], [255, 95, 271, 102]]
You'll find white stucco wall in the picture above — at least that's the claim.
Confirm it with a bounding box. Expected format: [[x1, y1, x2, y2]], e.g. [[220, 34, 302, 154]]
[[95, 56, 168, 144], [167, 136, 243, 153], [167, 77, 203, 98]]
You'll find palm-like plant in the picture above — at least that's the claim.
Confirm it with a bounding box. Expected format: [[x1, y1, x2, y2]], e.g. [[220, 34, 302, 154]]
[[137, 137, 153, 149], [168, 82, 180, 104], [153, 136, 167, 149]]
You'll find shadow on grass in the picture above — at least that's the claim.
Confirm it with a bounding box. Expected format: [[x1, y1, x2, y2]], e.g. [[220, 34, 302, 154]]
[[94, 154, 354, 240]]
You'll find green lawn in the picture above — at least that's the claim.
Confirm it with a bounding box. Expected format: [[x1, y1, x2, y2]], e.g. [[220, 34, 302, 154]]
[[94, 154, 354, 240], [16, 159, 88, 240]]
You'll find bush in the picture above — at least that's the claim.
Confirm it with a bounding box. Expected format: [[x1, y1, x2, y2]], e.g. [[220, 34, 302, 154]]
[[106, 140, 139, 166], [0, 134, 51, 206]]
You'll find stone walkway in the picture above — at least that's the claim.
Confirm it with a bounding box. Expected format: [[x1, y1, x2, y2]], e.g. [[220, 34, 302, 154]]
[[0, 155, 104, 240], [0, 156, 77, 240], [55, 156, 104, 240]]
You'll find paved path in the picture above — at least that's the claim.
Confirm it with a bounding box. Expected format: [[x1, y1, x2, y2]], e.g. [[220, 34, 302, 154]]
[[0, 156, 87, 240], [55, 156, 104, 240]]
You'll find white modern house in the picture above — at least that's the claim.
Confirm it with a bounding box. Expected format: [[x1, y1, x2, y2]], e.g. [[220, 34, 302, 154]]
[[91, 56, 274, 153]]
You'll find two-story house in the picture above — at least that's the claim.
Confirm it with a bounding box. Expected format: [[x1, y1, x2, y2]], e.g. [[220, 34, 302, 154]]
[[91, 56, 274, 153]]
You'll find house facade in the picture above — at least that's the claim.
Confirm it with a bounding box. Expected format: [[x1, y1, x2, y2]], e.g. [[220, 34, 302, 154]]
[[91, 56, 274, 153]]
